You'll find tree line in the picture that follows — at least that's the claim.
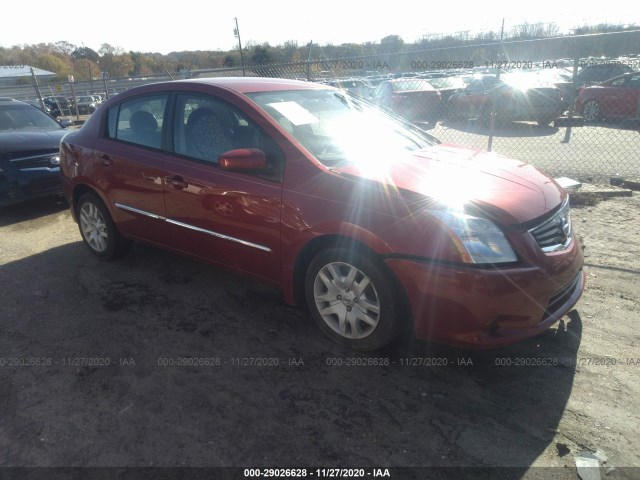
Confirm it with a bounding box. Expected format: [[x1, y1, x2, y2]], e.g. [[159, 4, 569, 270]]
[[1, 22, 637, 83]]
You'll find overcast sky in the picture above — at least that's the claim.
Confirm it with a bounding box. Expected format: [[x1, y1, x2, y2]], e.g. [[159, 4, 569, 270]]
[[1, 0, 637, 54]]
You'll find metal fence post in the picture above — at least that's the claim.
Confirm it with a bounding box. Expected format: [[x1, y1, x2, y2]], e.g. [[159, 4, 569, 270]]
[[562, 56, 580, 143], [68, 77, 80, 123], [487, 19, 505, 152], [30, 68, 46, 113]]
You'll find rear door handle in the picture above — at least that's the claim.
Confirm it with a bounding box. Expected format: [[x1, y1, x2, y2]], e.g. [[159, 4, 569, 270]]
[[96, 153, 113, 166], [165, 176, 189, 190]]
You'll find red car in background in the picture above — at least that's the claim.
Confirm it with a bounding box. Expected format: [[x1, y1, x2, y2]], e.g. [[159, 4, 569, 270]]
[[447, 74, 567, 126], [370, 78, 442, 123], [60, 77, 584, 351], [576, 72, 640, 121]]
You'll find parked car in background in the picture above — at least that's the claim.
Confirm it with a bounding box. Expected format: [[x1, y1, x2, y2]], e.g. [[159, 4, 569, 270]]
[[575, 72, 640, 121], [0, 98, 67, 208], [72, 95, 98, 114], [447, 73, 567, 125], [426, 76, 467, 103], [575, 63, 635, 88], [370, 78, 442, 122], [426, 76, 468, 119], [446, 75, 497, 122], [59, 77, 584, 351], [43, 96, 72, 118], [23, 98, 52, 115], [323, 79, 374, 99]]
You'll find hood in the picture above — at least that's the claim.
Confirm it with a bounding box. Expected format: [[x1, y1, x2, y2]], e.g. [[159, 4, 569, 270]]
[[0, 129, 68, 156], [333, 143, 564, 225]]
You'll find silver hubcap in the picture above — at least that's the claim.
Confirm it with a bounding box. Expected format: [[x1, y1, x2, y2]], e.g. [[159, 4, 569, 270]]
[[313, 262, 381, 339], [584, 101, 599, 121], [79, 203, 108, 252]]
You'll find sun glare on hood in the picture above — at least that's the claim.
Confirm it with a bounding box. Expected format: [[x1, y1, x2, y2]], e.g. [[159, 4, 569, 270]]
[[414, 162, 493, 211]]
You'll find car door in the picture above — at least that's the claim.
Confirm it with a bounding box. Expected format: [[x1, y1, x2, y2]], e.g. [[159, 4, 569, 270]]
[[619, 74, 640, 119], [162, 92, 284, 283], [94, 93, 171, 243], [596, 75, 631, 119]]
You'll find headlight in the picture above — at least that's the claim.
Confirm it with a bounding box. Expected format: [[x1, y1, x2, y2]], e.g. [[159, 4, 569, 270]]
[[432, 211, 517, 264]]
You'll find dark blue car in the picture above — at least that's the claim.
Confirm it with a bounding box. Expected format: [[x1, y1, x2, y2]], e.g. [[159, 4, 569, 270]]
[[0, 98, 68, 208]]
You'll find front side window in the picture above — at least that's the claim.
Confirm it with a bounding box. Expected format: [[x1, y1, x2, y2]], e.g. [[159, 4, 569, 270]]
[[173, 95, 240, 163], [107, 94, 168, 149], [173, 93, 284, 181]]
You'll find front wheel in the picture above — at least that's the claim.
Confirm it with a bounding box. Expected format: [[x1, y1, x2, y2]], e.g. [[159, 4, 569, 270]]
[[77, 192, 131, 260], [305, 247, 403, 350], [582, 100, 601, 121]]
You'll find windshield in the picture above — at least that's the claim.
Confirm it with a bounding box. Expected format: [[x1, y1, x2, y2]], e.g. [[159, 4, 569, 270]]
[[247, 89, 438, 166], [0, 103, 64, 131]]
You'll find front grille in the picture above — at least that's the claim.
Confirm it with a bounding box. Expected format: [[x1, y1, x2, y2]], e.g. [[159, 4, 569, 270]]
[[9, 151, 59, 169], [529, 200, 572, 253]]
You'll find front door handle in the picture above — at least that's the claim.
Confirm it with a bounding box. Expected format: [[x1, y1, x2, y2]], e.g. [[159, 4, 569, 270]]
[[165, 176, 189, 190], [96, 153, 113, 166]]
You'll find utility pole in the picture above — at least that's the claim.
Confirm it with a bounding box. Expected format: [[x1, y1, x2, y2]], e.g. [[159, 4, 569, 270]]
[[234, 17, 246, 77]]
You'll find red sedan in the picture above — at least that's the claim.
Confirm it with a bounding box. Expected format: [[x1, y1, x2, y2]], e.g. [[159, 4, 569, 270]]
[[60, 78, 584, 350], [576, 72, 640, 121], [370, 78, 442, 122]]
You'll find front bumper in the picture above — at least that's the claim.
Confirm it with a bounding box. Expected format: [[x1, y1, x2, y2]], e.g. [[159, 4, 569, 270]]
[[385, 239, 585, 348], [0, 167, 62, 208]]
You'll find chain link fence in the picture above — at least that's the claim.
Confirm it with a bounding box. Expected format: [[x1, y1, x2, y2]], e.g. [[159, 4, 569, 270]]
[[2, 32, 639, 181]]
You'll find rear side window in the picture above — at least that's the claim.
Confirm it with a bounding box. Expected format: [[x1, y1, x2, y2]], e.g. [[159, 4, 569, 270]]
[[106, 94, 168, 149]]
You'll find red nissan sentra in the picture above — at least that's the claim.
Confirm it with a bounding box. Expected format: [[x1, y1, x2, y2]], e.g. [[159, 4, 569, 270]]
[[59, 78, 584, 350]]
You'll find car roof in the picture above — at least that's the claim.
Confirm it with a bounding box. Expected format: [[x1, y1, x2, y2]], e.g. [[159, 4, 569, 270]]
[[0, 98, 35, 107], [600, 72, 640, 83], [172, 77, 328, 94]]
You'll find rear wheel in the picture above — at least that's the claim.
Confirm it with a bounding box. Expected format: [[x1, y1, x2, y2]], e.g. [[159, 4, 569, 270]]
[[582, 100, 601, 121], [77, 192, 131, 260], [305, 247, 403, 351]]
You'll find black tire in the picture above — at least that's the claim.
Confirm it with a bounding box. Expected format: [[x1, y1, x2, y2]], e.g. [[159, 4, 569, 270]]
[[305, 247, 403, 351], [76, 192, 131, 260]]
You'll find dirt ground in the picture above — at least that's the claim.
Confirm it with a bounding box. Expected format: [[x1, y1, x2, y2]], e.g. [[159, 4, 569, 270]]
[[0, 189, 639, 479]]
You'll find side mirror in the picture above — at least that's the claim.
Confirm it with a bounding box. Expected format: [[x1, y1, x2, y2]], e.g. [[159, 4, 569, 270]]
[[219, 148, 267, 171]]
